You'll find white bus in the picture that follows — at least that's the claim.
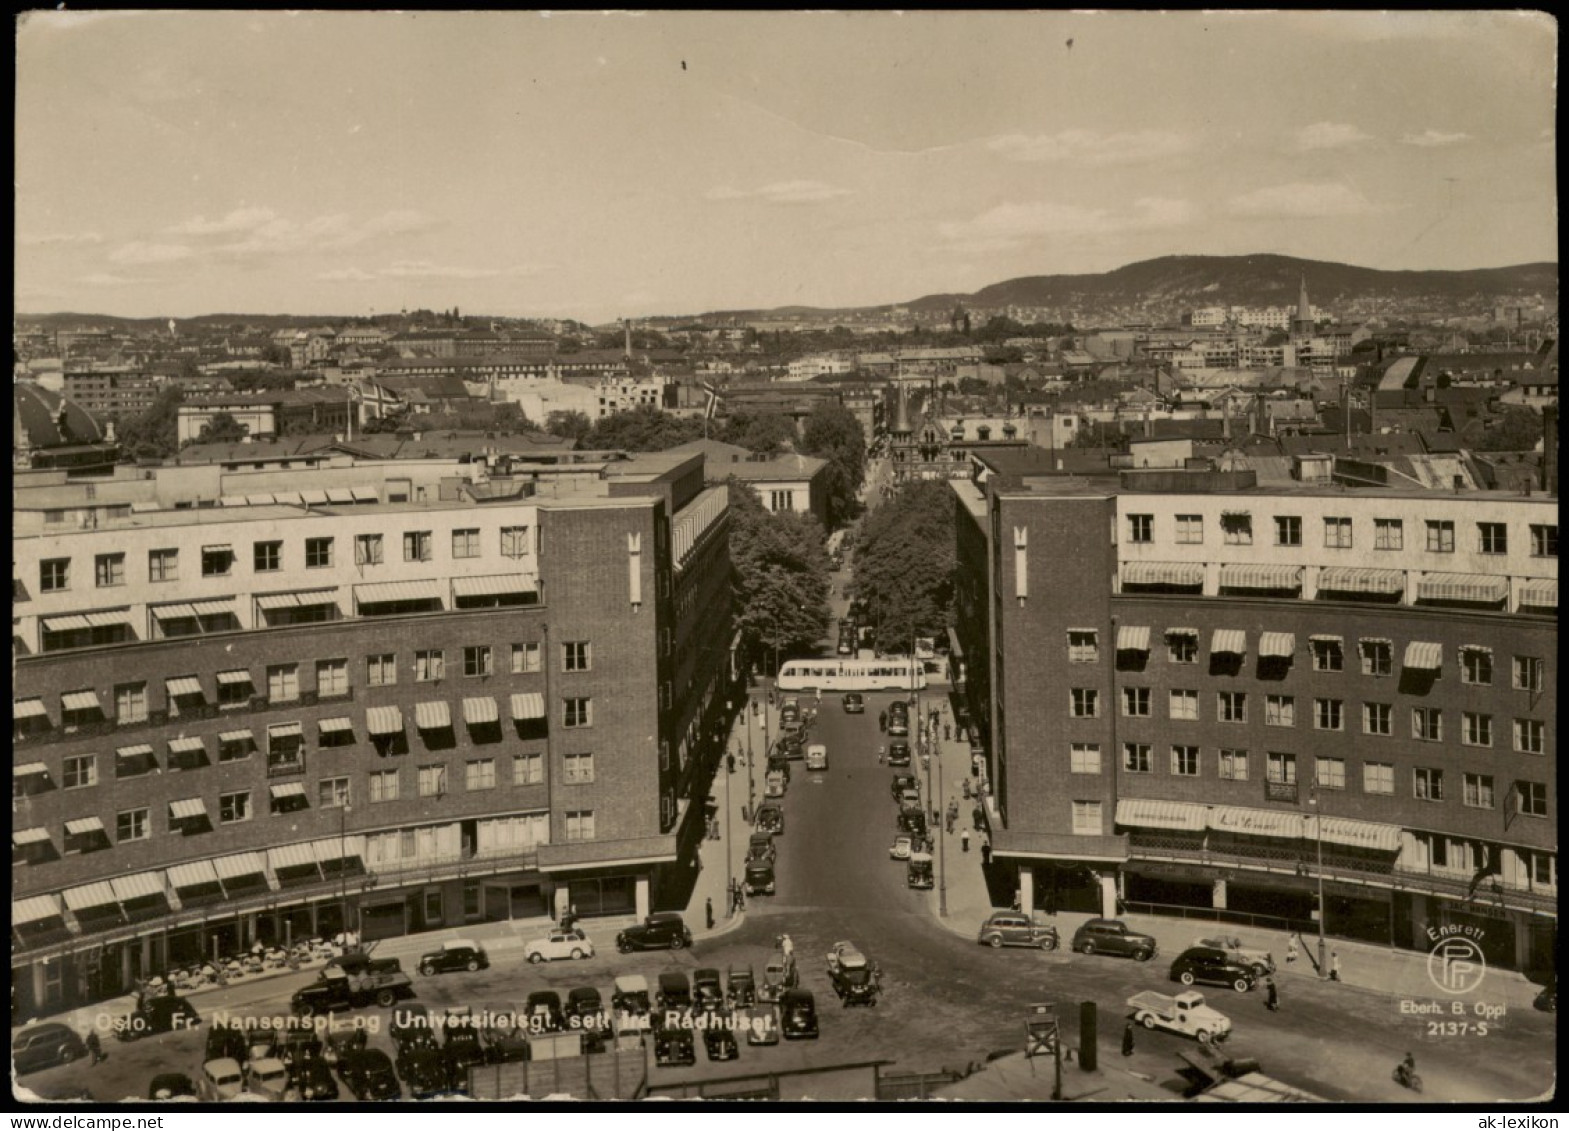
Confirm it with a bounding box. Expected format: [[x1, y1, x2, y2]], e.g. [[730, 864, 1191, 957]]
[[775, 658, 926, 693]]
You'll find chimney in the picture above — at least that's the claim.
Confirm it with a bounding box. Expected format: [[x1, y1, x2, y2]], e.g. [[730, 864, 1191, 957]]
[[1543, 405, 1558, 496]]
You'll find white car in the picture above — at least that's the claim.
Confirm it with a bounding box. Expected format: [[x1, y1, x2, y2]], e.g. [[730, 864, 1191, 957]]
[[826, 941, 869, 973], [523, 927, 595, 963], [198, 1058, 245, 1102], [244, 1057, 295, 1102], [889, 834, 913, 860]]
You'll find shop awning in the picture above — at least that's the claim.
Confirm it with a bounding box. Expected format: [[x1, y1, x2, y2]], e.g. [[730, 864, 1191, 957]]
[[165, 676, 204, 698], [415, 701, 451, 730], [319, 716, 353, 735], [1403, 641, 1443, 671], [268, 722, 304, 739], [169, 798, 208, 821], [167, 860, 220, 889], [1257, 632, 1296, 659], [1115, 798, 1207, 832], [151, 603, 196, 622], [1210, 629, 1247, 655], [312, 836, 365, 863], [351, 485, 379, 502], [300, 489, 329, 505], [219, 728, 254, 745], [244, 493, 274, 506], [1417, 572, 1509, 604], [1312, 816, 1401, 854], [47, 610, 130, 632], [463, 697, 499, 725], [273, 491, 304, 505], [84, 609, 132, 628], [1519, 578, 1558, 608], [41, 614, 91, 633], [168, 736, 206, 754], [1165, 627, 1199, 638], [325, 487, 355, 504], [452, 573, 536, 599], [268, 843, 319, 871], [14, 762, 49, 778], [115, 744, 154, 761], [62, 881, 119, 912], [256, 589, 339, 610], [1219, 563, 1303, 590], [13, 697, 47, 720], [61, 690, 101, 712], [1318, 566, 1406, 595], [269, 782, 307, 800], [189, 598, 234, 617], [111, 873, 165, 902], [213, 852, 266, 881], [356, 579, 443, 605], [13, 827, 51, 845], [1205, 806, 1307, 841], [13, 894, 64, 924], [1116, 625, 1151, 652], [366, 706, 404, 735], [216, 669, 254, 686], [1123, 561, 1205, 587], [511, 692, 546, 720]]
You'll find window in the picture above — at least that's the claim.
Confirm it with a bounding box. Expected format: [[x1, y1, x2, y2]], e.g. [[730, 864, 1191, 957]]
[[566, 810, 596, 842], [1370, 518, 1403, 551], [1462, 712, 1492, 747], [1070, 689, 1099, 718], [1461, 647, 1493, 685], [1414, 767, 1444, 802], [1069, 743, 1101, 774], [1127, 514, 1152, 543], [1264, 695, 1294, 727], [403, 531, 432, 562], [563, 641, 592, 672], [149, 548, 178, 582], [1363, 702, 1392, 736], [563, 697, 593, 728], [267, 664, 300, 704], [564, 752, 595, 783], [501, 526, 530, 558], [513, 752, 544, 785], [63, 754, 97, 790], [316, 659, 348, 698], [1274, 515, 1302, 547], [1221, 513, 1252, 545], [216, 672, 252, 707], [1412, 707, 1443, 742], [219, 791, 251, 824], [1218, 691, 1247, 724], [418, 764, 448, 798], [1122, 743, 1151, 773], [1067, 631, 1099, 664], [465, 759, 497, 791], [464, 646, 493, 678], [1071, 801, 1102, 836], [1528, 852, 1555, 886], [1363, 762, 1394, 795], [1516, 781, 1547, 818], [306, 537, 334, 568], [366, 769, 398, 803], [202, 545, 235, 576], [1266, 752, 1297, 784], [115, 682, 148, 724], [415, 650, 445, 682], [452, 528, 481, 559], [1323, 517, 1353, 549], [1425, 520, 1455, 553], [1122, 687, 1150, 717], [40, 558, 69, 592], [254, 540, 282, 572], [1170, 745, 1199, 776], [1360, 639, 1393, 677], [1311, 638, 1344, 672], [512, 643, 541, 673], [1530, 524, 1558, 557], [95, 553, 125, 587], [117, 808, 150, 843], [1218, 749, 1248, 781], [1169, 689, 1199, 721], [1167, 632, 1198, 664], [355, 533, 384, 566], [1314, 698, 1344, 731], [1463, 773, 1495, 809], [769, 490, 792, 512], [318, 777, 351, 808], [1513, 718, 1545, 755], [1175, 514, 1203, 544], [1513, 655, 1543, 692], [1477, 522, 1508, 555], [367, 653, 397, 686], [1315, 757, 1346, 790]]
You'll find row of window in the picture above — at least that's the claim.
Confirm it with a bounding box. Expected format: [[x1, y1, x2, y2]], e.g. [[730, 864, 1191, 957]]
[[1126, 513, 1557, 556], [35, 526, 535, 592]]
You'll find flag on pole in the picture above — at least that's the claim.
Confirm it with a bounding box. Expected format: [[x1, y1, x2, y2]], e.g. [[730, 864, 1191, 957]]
[[702, 382, 719, 422]]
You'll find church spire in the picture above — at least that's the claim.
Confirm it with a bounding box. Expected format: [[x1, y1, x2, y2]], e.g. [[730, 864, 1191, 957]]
[[1297, 275, 1311, 322]]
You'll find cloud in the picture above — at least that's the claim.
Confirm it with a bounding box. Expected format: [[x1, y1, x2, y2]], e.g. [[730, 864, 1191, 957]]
[[317, 260, 547, 282], [167, 207, 279, 236], [1228, 181, 1377, 218], [1293, 121, 1374, 151], [704, 180, 852, 204], [108, 241, 194, 265], [1400, 129, 1471, 148], [79, 272, 149, 286], [216, 209, 437, 256], [18, 231, 104, 247], [986, 130, 1193, 165], [316, 267, 379, 282], [938, 197, 1193, 251]]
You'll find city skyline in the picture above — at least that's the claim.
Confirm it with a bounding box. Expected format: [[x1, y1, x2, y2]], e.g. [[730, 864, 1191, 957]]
[[16, 10, 1558, 323]]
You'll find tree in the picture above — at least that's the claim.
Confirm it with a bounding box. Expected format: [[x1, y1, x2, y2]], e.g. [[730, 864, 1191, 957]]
[[798, 402, 867, 530], [196, 412, 249, 445], [580, 405, 704, 452], [851, 480, 956, 653], [1471, 406, 1545, 452], [544, 410, 594, 445], [719, 411, 797, 455], [1068, 421, 1128, 449], [726, 479, 832, 669], [115, 385, 184, 461]]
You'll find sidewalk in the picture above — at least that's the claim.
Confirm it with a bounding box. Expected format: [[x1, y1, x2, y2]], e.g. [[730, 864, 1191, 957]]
[[677, 692, 767, 941]]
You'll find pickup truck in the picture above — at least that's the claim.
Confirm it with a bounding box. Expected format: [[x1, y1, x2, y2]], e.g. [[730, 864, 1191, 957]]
[[1126, 990, 1231, 1044], [291, 964, 415, 1015]]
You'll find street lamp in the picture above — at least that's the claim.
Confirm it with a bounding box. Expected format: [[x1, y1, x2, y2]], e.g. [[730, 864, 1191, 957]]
[[1308, 785, 1327, 978]]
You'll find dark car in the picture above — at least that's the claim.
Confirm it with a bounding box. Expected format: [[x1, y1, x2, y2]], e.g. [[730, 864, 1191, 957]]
[[978, 910, 1060, 951], [755, 804, 785, 835], [702, 1020, 740, 1062], [727, 966, 757, 1010], [293, 1059, 339, 1102], [278, 1030, 324, 1071], [653, 1023, 696, 1067], [890, 773, 918, 799], [1170, 946, 1256, 993], [747, 831, 777, 865], [658, 971, 693, 1014], [12, 1022, 87, 1075], [442, 1030, 484, 1094], [780, 989, 820, 1039], [617, 912, 693, 953], [897, 807, 928, 838], [842, 693, 865, 713], [204, 1024, 249, 1065], [744, 860, 776, 896], [888, 741, 912, 767], [1071, 918, 1158, 961], [525, 991, 565, 1034], [829, 964, 880, 1007], [887, 711, 910, 738], [390, 1003, 436, 1050], [118, 993, 201, 1042], [565, 986, 604, 1025], [693, 968, 725, 1012], [147, 1072, 197, 1101], [339, 1049, 402, 1101], [417, 940, 489, 977], [324, 1027, 367, 1067], [396, 1046, 452, 1100]]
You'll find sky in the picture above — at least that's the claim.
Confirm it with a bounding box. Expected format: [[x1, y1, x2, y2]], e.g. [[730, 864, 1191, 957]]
[[14, 10, 1558, 324]]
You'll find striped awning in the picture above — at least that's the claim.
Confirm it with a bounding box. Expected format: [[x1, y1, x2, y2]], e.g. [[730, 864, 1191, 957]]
[[415, 701, 451, 730], [319, 716, 354, 735], [189, 598, 234, 616], [65, 816, 104, 836], [245, 493, 275, 506], [366, 705, 404, 735], [13, 894, 64, 924], [111, 873, 164, 901], [269, 843, 319, 871], [257, 589, 339, 611], [1404, 641, 1443, 671], [47, 610, 132, 632], [300, 489, 329, 505], [1116, 625, 1151, 652], [42, 614, 91, 632], [463, 696, 499, 725], [452, 574, 536, 599], [168, 736, 206, 754], [216, 669, 253, 686], [213, 852, 266, 881], [13, 697, 47, 720], [1417, 573, 1509, 604], [312, 836, 365, 863], [116, 744, 154, 760], [61, 690, 101, 712], [62, 881, 119, 912], [13, 762, 49, 778], [169, 798, 208, 820], [1313, 816, 1402, 854], [268, 722, 303, 739], [1308, 634, 1344, 645], [1219, 563, 1303, 590], [13, 827, 51, 845], [357, 579, 443, 605], [511, 692, 546, 720], [167, 860, 220, 889], [1519, 578, 1558, 608], [165, 676, 204, 697], [269, 781, 307, 800], [1210, 629, 1247, 655], [1116, 798, 1208, 832], [84, 609, 132, 628], [351, 485, 379, 502], [1258, 632, 1296, 659], [1123, 561, 1205, 587], [326, 487, 355, 504], [273, 491, 304, 505], [1317, 566, 1406, 595], [219, 728, 254, 745], [151, 603, 197, 621]]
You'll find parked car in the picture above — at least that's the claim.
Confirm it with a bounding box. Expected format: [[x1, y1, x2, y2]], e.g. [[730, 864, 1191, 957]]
[[197, 1057, 246, 1102], [395, 1046, 451, 1100], [244, 1056, 295, 1102], [441, 1016, 486, 1086], [147, 1072, 198, 1101], [1071, 918, 1157, 961], [241, 1029, 279, 1073], [780, 989, 820, 1039], [977, 910, 1060, 951], [418, 939, 490, 976], [653, 1023, 696, 1067], [617, 912, 692, 953], [11, 1023, 87, 1075], [898, 807, 928, 838], [744, 860, 776, 896], [657, 971, 694, 1014], [890, 773, 919, 799], [323, 1027, 367, 1067], [889, 834, 914, 860], [907, 852, 935, 889], [703, 1022, 739, 1062], [759, 957, 798, 1004], [524, 991, 565, 1033], [1534, 976, 1557, 1013], [747, 832, 777, 865], [888, 740, 912, 766], [842, 693, 865, 713], [338, 1049, 402, 1101], [693, 968, 725, 1012], [1170, 946, 1257, 993], [805, 743, 828, 771], [389, 1003, 437, 1050], [613, 974, 652, 1018], [1193, 935, 1275, 978], [277, 1029, 324, 1072], [887, 715, 910, 739], [565, 986, 605, 1024], [116, 993, 201, 1042], [745, 1006, 780, 1046], [293, 1059, 339, 1102], [205, 1024, 248, 1065], [524, 927, 595, 963], [727, 966, 757, 1010], [755, 804, 785, 835]]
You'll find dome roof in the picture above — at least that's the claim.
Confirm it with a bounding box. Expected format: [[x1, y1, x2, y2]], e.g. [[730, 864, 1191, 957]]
[[14, 383, 105, 450]]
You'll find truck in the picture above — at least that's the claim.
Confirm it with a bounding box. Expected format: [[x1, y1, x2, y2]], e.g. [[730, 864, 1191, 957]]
[[1126, 990, 1232, 1043], [291, 963, 414, 1015]]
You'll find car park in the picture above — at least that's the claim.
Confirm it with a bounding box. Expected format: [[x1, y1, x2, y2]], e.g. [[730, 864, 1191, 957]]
[[617, 912, 693, 952], [525, 990, 565, 1033], [1072, 918, 1157, 961], [11, 1023, 87, 1075], [198, 1057, 246, 1102], [780, 989, 820, 1039], [1170, 946, 1257, 993], [977, 910, 1060, 951], [338, 1049, 402, 1101], [888, 740, 911, 766], [293, 1059, 339, 1102], [613, 974, 653, 1019], [147, 1073, 198, 1101], [418, 940, 490, 976], [842, 693, 865, 713], [524, 927, 595, 963]]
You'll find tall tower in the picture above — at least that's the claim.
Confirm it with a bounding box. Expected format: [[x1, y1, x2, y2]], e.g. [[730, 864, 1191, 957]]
[[1292, 275, 1315, 338]]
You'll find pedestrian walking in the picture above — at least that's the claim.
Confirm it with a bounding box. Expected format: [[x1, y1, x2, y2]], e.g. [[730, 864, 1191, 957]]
[[1286, 935, 1299, 965], [1121, 1021, 1135, 1057], [1329, 952, 1341, 982], [972, 805, 984, 831], [85, 1030, 105, 1065], [727, 752, 736, 774], [980, 841, 992, 867], [944, 723, 952, 741], [706, 897, 715, 930], [1265, 977, 1280, 1011], [962, 777, 971, 800], [961, 829, 971, 853]]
